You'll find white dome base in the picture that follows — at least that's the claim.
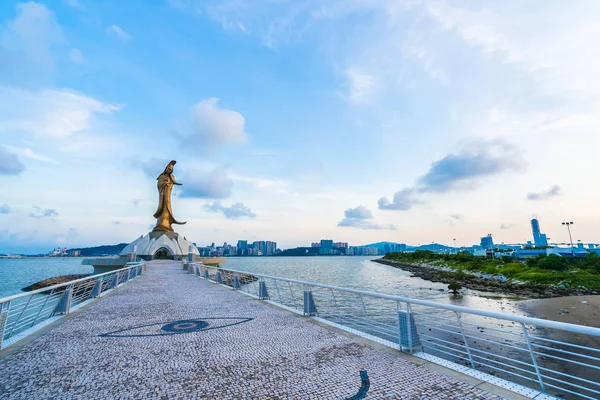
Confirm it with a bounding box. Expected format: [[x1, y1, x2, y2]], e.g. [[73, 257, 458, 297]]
[[120, 231, 200, 261]]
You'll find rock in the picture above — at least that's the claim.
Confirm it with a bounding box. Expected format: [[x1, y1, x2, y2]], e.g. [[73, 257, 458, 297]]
[[22, 275, 91, 292]]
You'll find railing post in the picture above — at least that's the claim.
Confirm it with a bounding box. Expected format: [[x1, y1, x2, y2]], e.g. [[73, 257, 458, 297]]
[[0, 301, 10, 348], [204, 269, 210, 280], [129, 268, 136, 280], [188, 245, 194, 262], [216, 270, 222, 284], [137, 264, 143, 277], [110, 273, 119, 289], [188, 263, 194, 274], [91, 278, 103, 298], [455, 311, 476, 369], [303, 289, 318, 316], [232, 275, 240, 290], [195, 265, 201, 276], [398, 303, 419, 353], [53, 285, 73, 315], [259, 281, 269, 299], [521, 323, 546, 392]]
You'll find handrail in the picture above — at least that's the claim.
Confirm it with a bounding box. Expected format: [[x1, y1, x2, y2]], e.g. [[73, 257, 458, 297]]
[[1, 261, 147, 349], [0, 262, 146, 303], [192, 264, 600, 337], [191, 263, 600, 400]]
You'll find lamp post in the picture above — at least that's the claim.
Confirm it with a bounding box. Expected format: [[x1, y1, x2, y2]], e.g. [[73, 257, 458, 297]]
[[453, 238, 457, 254], [562, 222, 574, 257]]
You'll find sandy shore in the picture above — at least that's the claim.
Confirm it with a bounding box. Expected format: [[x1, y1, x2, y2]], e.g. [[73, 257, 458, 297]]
[[520, 295, 600, 328], [519, 295, 600, 356]]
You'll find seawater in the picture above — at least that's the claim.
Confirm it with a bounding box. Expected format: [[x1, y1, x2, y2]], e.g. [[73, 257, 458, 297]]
[[0, 256, 523, 316], [0, 258, 93, 298]]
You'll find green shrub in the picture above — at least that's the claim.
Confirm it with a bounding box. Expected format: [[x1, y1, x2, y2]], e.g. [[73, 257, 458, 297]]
[[536, 254, 570, 271]]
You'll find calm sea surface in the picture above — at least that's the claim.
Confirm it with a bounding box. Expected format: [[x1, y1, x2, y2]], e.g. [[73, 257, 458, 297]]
[[0, 258, 93, 298], [0, 256, 524, 316]]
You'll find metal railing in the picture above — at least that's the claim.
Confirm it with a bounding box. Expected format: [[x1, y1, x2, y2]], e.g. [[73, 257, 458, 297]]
[[189, 263, 600, 400], [0, 262, 146, 349]]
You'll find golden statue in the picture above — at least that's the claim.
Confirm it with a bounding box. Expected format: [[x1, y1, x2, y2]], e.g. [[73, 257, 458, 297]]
[[153, 160, 186, 232]]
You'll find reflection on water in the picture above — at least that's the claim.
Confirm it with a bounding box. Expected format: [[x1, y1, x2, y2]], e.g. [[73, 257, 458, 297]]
[[224, 256, 527, 317]]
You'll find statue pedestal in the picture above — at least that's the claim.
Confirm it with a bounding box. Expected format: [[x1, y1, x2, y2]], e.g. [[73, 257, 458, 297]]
[[120, 231, 200, 261]]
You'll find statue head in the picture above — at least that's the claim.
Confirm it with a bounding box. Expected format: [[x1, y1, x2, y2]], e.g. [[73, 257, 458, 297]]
[[159, 160, 177, 178]]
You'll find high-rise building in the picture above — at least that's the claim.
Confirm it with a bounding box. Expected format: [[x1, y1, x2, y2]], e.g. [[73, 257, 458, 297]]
[[319, 239, 334, 255], [531, 218, 549, 247], [237, 240, 248, 256], [480, 234, 494, 250]]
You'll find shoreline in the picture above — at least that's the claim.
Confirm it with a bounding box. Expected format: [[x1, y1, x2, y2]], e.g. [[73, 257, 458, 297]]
[[373, 258, 600, 299]]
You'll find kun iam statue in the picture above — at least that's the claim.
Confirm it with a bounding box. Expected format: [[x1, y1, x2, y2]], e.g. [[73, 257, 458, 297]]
[[153, 160, 186, 232]]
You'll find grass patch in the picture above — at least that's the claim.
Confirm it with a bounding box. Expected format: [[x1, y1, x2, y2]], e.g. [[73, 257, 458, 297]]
[[383, 250, 600, 289]]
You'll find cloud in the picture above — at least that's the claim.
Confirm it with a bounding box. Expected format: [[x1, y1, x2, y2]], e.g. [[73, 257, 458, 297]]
[[23, 148, 58, 164], [338, 205, 396, 230], [0, 146, 25, 175], [0, 87, 122, 138], [106, 25, 132, 42], [179, 98, 248, 153], [204, 201, 256, 219], [137, 157, 171, 179], [450, 214, 463, 220], [378, 188, 423, 211], [131, 199, 141, 207], [29, 207, 59, 218], [527, 185, 561, 201], [180, 167, 233, 199], [65, 0, 83, 9], [111, 220, 121, 225], [417, 140, 525, 193], [500, 223, 515, 230], [69, 48, 85, 63], [0, 2, 65, 81], [343, 69, 374, 105], [0, 204, 12, 214], [343, 205, 373, 219]]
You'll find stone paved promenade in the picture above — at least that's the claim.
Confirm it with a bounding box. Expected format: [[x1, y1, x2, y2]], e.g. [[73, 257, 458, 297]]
[[0, 261, 510, 399]]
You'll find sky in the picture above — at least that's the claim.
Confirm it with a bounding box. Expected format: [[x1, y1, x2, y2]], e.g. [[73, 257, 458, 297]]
[[1, 0, 599, 254]]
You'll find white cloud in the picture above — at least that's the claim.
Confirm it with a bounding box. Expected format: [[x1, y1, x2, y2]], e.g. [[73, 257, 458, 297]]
[[0, 2, 65, 76], [179, 98, 248, 152], [106, 25, 132, 42], [23, 148, 59, 164], [69, 48, 85, 63], [180, 167, 233, 199], [338, 205, 396, 230], [343, 69, 374, 105], [204, 201, 256, 219], [0, 87, 122, 138]]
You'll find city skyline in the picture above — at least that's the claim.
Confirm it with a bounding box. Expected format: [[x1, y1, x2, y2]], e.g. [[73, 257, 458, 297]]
[[1, 1, 600, 254]]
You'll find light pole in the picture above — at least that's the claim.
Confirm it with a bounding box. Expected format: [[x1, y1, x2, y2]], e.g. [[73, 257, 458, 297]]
[[562, 222, 574, 257], [453, 238, 457, 254]]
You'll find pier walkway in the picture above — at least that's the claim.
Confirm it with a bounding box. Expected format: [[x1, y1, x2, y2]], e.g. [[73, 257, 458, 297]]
[[0, 261, 513, 399]]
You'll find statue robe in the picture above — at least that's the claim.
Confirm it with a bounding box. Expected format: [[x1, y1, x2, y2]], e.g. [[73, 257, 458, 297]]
[[153, 173, 185, 232]]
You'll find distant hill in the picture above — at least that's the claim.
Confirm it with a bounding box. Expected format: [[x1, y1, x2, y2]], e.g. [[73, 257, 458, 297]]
[[70, 243, 128, 257], [359, 242, 404, 250]]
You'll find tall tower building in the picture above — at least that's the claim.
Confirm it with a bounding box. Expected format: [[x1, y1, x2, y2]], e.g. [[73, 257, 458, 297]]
[[531, 218, 548, 247]]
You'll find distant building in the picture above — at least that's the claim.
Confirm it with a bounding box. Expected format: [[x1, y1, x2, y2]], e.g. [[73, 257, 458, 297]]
[[311, 242, 320, 247], [480, 235, 494, 250], [531, 218, 549, 247], [237, 240, 248, 256], [319, 239, 334, 255]]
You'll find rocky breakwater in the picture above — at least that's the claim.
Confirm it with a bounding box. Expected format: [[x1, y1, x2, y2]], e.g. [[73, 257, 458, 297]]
[[374, 259, 599, 298]]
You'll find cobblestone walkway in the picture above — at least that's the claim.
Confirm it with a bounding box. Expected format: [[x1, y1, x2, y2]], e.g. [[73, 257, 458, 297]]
[[0, 261, 506, 400]]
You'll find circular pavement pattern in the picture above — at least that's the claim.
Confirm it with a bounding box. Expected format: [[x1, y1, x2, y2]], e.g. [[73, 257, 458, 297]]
[[161, 319, 209, 333]]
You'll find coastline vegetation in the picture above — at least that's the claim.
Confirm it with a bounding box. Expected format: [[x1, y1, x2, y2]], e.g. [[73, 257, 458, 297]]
[[383, 250, 600, 289]]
